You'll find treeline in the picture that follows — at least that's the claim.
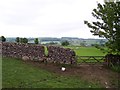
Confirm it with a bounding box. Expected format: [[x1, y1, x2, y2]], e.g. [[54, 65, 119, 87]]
[[0, 36, 70, 46], [0, 36, 39, 44]]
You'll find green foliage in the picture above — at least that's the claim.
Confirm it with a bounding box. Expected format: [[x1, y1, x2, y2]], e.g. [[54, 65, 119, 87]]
[[16, 37, 20, 43], [0, 36, 6, 42], [34, 38, 39, 44], [19, 38, 28, 43], [61, 41, 70, 46], [84, 1, 120, 55], [19, 38, 23, 43], [44, 46, 48, 56], [109, 62, 120, 73], [23, 38, 28, 43]]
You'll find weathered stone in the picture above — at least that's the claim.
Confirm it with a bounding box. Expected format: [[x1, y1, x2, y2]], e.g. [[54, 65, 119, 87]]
[[105, 54, 120, 66], [1, 42, 76, 64], [2, 42, 45, 60], [22, 56, 29, 61], [47, 46, 76, 64]]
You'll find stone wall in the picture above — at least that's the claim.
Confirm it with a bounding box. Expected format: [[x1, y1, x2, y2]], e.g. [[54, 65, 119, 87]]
[[1, 43, 76, 64], [47, 46, 76, 64], [2, 42, 45, 61], [105, 54, 120, 66]]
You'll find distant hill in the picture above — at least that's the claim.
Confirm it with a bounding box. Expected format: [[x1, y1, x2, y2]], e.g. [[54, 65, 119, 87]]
[[5, 37, 107, 46], [61, 37, 107, 46], [6, 37, 16, 42], [40, 37, 61, 42]]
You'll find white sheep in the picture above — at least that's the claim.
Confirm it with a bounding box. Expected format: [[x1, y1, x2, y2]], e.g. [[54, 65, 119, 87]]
[[61, 67, 66, 71]]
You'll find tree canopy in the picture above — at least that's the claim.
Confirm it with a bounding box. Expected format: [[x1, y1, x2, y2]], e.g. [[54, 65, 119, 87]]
[[19, 38, 28, 43], [84, 1, 120, 54], [16, 37, 20, 43], [61, 41, 70, 46], [34, 38, 39, 44], [0, 36, 6, 42]]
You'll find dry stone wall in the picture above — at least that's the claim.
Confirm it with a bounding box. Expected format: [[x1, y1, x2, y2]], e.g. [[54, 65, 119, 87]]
[[105, 54, 120, 66], [1, 42, 76, 64], [2, 42, 45, 61], [47, 46, 76, 64]]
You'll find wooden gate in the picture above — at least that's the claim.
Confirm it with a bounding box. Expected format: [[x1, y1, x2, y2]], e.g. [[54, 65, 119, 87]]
[[76, 56, 105, 65]]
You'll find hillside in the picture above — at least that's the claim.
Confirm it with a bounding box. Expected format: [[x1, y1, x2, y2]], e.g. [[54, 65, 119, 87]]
[[5, 37, 107, 46]]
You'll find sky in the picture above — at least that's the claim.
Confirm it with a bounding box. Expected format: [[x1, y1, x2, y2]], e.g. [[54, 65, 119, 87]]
[[0, 0, 104, 38]]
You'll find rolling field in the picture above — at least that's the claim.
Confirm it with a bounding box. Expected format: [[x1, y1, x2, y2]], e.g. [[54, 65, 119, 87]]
[[2, 57, 102, 88], [64, 46, 106, 56], [64, 46, 106, 63]]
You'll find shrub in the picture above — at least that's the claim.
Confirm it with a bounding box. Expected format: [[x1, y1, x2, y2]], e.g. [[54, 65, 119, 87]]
[[61, 41, 69, 46], [34, 38, 39, 44], [0, 36, 6, 42]]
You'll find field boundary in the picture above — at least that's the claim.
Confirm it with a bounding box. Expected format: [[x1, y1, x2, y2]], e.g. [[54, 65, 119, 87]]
[[76, 56, 105, 64]]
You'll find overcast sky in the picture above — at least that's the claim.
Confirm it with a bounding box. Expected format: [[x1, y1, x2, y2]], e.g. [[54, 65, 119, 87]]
[[0, 0, 104, 38]]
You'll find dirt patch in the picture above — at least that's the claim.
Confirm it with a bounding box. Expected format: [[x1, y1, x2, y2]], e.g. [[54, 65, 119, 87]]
[[23, 61, 119, 88]]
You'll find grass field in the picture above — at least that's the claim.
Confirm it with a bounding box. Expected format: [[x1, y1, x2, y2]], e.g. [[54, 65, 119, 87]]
[[2, 57, 102, 88], [2, 46, 119, 88], [64, 46, 106, 56]]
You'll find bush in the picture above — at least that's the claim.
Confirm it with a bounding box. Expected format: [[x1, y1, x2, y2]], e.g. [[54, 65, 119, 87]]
[[61, 41, 69, 46], [105, 54, 120, 72], [16, 37, 20, 43], [0, 36, 6, 42], [34, 38, 39, 44], [19, 38, 28, 43]]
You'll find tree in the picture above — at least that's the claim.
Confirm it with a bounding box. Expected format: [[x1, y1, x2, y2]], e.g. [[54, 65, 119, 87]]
[[16, 37, 20, 43], [19, 38, 23, 43], [19, 38, 28, 43], [61, 41, 70, 46], [84, 1, 120, 54], [22, 38, 28, 43], [34, 38, 39, 44], [0, 36, 6, 42]]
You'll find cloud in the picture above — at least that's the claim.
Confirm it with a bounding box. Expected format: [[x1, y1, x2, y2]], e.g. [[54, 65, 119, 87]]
[[0, 0, 103, 38]]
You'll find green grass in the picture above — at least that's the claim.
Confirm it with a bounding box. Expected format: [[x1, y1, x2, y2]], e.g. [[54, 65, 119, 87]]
[[2, 57, 102, 88], [109, 63, 120, 73], [64, 46, 106, 56], [63, 46, 106, 63], [44, 46, 48, 56]]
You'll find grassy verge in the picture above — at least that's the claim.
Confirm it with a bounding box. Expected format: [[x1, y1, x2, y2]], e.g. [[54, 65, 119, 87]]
[[109, 63, 120, 73], [2, 57, 102, 88]]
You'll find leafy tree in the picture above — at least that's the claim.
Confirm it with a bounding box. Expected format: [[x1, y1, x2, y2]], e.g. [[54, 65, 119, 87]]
[[19, 38, 23, 43], [19, 38, 28, 43], [22, 38, 28, 43], [61, 41, 70, 46], [16, 37, 20, 43], [84, 1, 120, 54], [34, 38, 39, 44], [0, 36, 6, 42]]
